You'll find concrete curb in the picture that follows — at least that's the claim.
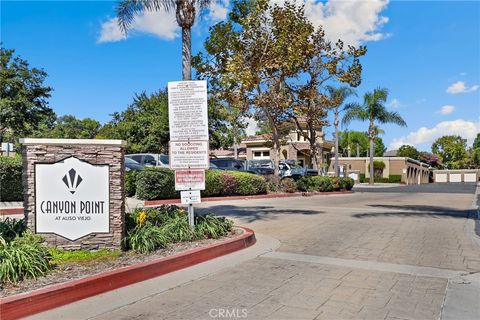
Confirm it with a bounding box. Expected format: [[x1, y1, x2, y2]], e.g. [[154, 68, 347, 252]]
[[0, 227, 256, 320], [144, 190, 354, 206]]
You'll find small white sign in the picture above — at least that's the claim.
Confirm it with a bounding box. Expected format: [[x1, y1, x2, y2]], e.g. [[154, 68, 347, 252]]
[[175, 170, 205, 191], [168, 80, 209, 141], [181, 190, 201, 205], [170, 140, 209, 169], [35, 157, 109, 241]]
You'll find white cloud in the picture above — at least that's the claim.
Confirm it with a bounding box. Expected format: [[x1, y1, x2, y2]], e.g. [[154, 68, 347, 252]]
[[98, 11, 178, 43], [303, 0, 390, 46], [244, 117, 259, 136], [97, 18, 126, 43], [209, 0, 230, 22], [387, 98, 401, 108], [446, 81, 479, 94], [390, 119, 480, 149], [437, 105, 455, 115]]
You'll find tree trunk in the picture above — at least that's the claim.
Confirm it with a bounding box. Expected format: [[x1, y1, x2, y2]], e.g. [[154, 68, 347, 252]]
[[356, 143, 360, 157], [310, 129, 318, 171], [182, 27, 191, 81], [369, 121, 375, 185], [233, 123, 238, 160], [334, 111, 340, 177]]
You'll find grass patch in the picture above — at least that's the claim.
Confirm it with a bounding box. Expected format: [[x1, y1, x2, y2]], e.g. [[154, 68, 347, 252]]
[[49, 248, 121, 266]]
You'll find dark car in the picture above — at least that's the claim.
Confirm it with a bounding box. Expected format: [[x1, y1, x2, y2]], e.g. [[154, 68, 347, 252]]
[[125, 157, 144, 171], [246, 159, 275, 175], [210, 158, 257, 174]]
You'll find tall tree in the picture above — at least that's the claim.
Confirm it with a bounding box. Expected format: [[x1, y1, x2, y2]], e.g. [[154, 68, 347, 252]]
[[397, 144, 420, 159], [0, 47, 54, 144], [195, 0, 316, 174], [326, 86, 356, 176], [472, 133, 480, 168], [34, 115, 101, 139], [342, 88, 406, 184], [431, 135, 470, 169], [117, 0, 212, 80], [97, 90, 170, 153]]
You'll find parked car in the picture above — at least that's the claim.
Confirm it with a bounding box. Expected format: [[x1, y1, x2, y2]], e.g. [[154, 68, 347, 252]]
[[124, 157, 144, 171], [210, 158, 257, 174], [125, 153, 169, 168], [246, 159, 275, 175], [279, 160, 318, 178]]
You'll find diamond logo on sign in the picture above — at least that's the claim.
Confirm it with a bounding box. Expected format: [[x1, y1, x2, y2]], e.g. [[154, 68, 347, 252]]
[[62, 168, 83, 194]]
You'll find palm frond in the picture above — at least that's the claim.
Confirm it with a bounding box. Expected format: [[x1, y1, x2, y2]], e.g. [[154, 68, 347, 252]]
[[378, 110, 407, 127], [116, 0, 175, 33], [341, 103, 366, 127]]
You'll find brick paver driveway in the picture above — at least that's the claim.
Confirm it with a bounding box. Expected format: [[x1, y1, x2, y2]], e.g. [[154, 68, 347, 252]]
[[33, 183, 480, 320]]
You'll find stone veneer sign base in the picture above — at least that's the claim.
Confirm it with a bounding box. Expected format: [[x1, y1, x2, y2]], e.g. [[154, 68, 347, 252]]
[[20, 138, 126, 250]]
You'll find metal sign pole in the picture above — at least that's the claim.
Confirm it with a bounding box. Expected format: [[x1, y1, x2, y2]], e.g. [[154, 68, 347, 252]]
[[188, 203, 194, 227]]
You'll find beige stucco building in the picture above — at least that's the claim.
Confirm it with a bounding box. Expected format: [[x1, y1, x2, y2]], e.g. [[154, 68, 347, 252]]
[[240, 129, 334, 168], [329, 157, 431, 185]]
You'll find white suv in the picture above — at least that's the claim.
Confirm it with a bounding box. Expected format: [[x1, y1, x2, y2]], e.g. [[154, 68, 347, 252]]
[[125, 153, 169, 168]]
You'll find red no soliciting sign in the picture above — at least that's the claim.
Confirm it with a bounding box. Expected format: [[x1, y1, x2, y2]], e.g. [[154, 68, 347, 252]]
[[175, 170, 205, 191]]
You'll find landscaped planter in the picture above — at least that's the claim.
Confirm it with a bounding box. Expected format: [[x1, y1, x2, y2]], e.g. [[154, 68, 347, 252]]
[[0, 227, 256, 320]]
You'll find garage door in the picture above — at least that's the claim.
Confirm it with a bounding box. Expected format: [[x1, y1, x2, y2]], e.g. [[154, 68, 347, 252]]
[[464, 173, 477, 182], [450, 174, 461, 182], [435, 173, 447, 183]]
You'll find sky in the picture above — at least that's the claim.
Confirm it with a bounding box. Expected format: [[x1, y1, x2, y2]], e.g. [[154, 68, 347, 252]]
[[1, 0, 479, 151]]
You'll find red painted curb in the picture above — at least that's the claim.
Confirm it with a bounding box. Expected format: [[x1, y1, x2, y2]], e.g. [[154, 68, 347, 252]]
[[0, 208, 23, 216], [145, 190, 354, 206], [0, 227, 256, 320]]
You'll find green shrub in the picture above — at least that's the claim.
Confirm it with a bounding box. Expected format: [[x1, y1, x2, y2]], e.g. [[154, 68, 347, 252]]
[[310, 176, 334, 192], [220, 172, 237, 196], [0, 218, 26, 243], [330, 177, 342, 191], [296, 176, 314, 192], [160, 214, 197, 242], [280, 178, 297, 193], [364, 177, 389, 183], [388, 175, 402, 183], [369, 160, 386, 170], [339, 177, 355, 190], [124, 223, 168, 253], [0, 155, 23, 201], [265, 175, 280, 193], [125, 170, 138, 197], [203, 170, 224, 197], [195, 214, 233, 239], [359, 174, 366, 183], [136, 168, 177, 200], [228, 171, 267, 195], [0, 231, 52, 284]]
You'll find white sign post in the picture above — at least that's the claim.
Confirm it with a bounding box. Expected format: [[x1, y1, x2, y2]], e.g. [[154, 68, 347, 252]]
[[168, 80, 209, 227], [35, 157, 109, 241]]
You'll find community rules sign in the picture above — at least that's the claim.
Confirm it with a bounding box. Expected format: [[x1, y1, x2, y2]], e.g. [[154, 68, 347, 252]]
[[35, 157, 109, 240], [170, 141, 209, 169], [168, 81, 208, 141]]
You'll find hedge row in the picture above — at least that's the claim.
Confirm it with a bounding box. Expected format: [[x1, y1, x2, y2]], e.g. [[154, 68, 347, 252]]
[[0, 156, 23, 201], [296, 176, 354, 192], [130, 168, 268, 200], [359, 174, 402, 183], [127, 168, 354, 200]]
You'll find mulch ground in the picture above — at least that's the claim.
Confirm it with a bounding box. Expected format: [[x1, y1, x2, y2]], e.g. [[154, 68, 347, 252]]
[[1, 228, 243, 298]]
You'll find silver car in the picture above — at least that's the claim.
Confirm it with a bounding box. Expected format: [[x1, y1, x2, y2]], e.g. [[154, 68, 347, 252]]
[[125, 153, 169, 168]]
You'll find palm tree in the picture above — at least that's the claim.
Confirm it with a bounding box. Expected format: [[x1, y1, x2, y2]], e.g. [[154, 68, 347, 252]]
[[326, 85, 356, 177], [117, 0, 212, 80], [342, 87, 406, 184]]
